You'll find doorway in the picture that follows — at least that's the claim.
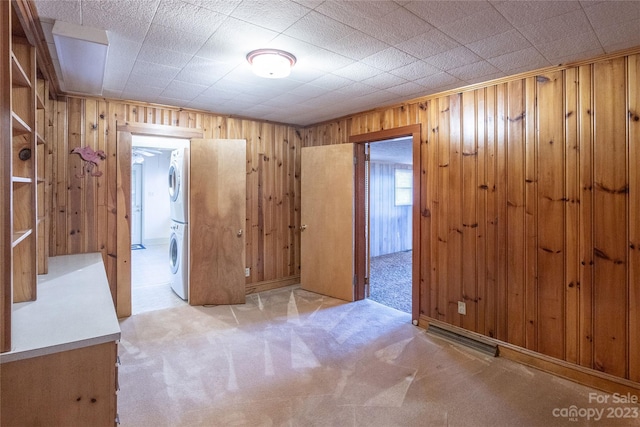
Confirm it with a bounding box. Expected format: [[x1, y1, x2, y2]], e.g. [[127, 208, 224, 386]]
[[351, 124, 421, 322], [130, 135, 188, 314], [367, 137, 413, 313]]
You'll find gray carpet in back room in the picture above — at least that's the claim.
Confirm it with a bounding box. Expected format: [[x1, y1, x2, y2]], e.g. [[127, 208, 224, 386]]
[[369, 250, 412, 313]]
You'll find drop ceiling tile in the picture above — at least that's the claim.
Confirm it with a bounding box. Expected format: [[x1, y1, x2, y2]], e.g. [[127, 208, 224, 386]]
[[361, 48, 419, 72], [103, 70, 130, 91], [466, 29, 532, 59], [487, 46, 551, 72], [122, 83, 165, 98], [316, 1, 402, 22], [307, 73, 353, 90], [283, 11, 356, 46], [137, 44, 193, 69], [195, 17, 279, 61], [405, 1, 493, 28], [596, 19, 640, 52], [582, 0, 640, 29], [346, 7, 432, 45], [230, 0, 311, 32], [174, 56, 233, 86], [130, 60, 181, 81], [447, 61, 501, 82], [389, 60, 440, 81], [322, 31, 390, 61], [395, 29, 460, 59], [83, 0, 160, 22], [332, 62, 381, 82], [182, 0, 242, 16], [384, 81, 427, 97], [424, 46, 481, 71], [289, 83, 329, 99], [263, 93, 309, 108], [33, 0, 82, 24], [361, 72, 408, 90], [160, 80, 208, 100], [297, 49, 354, 73], [413, 72, 462, 89], [552, 48, 606, 67], [81, 7, 150, 41], [519, 9, 592, 46], [153, 0, 226, 37], [144, 24, 211, 55], [537, 30, 603, 63], [492, 1, 582, 27], [439, 8, 513, 45]]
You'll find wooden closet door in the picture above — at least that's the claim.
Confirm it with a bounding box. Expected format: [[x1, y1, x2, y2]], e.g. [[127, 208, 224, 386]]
[[300, 144, 355, 302], [189, 139, 246, 305]]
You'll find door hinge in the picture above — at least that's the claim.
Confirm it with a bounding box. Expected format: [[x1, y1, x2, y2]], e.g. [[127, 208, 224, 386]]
[[365, 153, 370, 161]]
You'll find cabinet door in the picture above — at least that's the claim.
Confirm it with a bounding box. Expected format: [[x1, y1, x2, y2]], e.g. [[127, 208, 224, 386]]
[[189, 139, 246, 305]]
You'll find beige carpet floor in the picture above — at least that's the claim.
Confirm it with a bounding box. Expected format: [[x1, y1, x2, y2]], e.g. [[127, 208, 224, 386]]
[[117, 285, 640, 427]]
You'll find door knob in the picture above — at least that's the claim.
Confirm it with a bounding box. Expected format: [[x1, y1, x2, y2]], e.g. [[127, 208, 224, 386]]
[[237, 229, 243, 237], [300, 224, 307, 231]]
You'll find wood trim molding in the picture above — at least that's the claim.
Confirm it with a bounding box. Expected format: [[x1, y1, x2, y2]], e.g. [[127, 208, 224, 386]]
[[116, 122, 204, 139], [16, 0, 60, 95], [420, 315, 640, 396], [349, 124, 422, 322]]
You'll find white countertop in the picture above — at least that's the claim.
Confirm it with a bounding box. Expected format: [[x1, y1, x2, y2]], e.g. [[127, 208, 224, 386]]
[[1, 253, 121, 363]]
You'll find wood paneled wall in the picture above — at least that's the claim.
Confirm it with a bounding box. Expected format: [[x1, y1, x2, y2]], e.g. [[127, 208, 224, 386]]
[[50, 98, 301, 306], [304, 52, 640, 383]]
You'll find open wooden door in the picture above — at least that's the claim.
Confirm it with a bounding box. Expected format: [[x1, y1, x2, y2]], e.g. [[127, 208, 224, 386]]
[[301, 144, 355, 302], [189, 139, 246, 305]]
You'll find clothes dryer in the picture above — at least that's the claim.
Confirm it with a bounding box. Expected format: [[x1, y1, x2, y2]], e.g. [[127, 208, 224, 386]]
[[169, 221, 188, 300], [168, 148, 188, 223]]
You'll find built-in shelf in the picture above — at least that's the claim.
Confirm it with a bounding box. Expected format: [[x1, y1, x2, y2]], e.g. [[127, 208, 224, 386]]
[[12, 176, 33, 184], [11, 52, 30, 88], [11, 111, 31, 136], [12, 229, 32, 248]]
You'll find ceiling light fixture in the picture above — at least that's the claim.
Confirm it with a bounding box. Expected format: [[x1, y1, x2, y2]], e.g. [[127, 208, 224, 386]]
[[246, 49, 296, 79], [52, 20, 109, 95]]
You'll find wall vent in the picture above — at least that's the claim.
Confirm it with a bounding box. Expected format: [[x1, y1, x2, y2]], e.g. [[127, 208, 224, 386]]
[[427, 324, 498, 357]]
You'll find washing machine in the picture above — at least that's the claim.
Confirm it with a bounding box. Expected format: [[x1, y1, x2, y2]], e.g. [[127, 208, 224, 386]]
[[168, 148, 189, 223], [169, 221, 188, 300]]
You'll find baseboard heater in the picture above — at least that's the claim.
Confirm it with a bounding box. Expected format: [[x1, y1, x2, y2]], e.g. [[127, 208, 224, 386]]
[[427, 324, 498, 357]]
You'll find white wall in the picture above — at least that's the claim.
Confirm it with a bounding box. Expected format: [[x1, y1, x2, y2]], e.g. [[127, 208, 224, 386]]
[[142, 151, 171, 245], [132, 136, 189, 246]]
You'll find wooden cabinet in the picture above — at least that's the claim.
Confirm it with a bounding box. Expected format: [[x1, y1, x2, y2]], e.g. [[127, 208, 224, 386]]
[[0, 253, 121, 426]]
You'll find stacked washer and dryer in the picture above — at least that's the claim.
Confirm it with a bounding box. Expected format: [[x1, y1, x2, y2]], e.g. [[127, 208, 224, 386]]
[[168, 148, 189, 300]]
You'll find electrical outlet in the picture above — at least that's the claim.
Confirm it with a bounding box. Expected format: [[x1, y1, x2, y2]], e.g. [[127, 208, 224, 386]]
[[458, 301, 466, 315], [245, 268, 250, 277]]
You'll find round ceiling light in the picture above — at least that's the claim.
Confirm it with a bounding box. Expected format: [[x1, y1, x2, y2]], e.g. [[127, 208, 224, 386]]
[[246, 49, 296, 79]]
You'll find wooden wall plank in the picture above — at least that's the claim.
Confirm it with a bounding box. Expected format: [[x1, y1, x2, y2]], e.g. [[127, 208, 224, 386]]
[[66, 97, 83, 255], [495, 83, 508, 341], [436, 96, 450, 321], [461, 91, 478, 332], [447, 94, 463, 327], [524, 77, 538, 351], [578, 64, 594, 370], [484, 86, 498, 338], [506, 79, 526, 347], [536, 71, 566, 360], [628, 53, 640, 382], [475, 90, 487, 334], [564, 68, 580, 364], [592, 58, 628, 378]]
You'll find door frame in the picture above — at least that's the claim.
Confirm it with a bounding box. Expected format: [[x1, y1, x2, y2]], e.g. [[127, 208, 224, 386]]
[[115, 122, 203, 317], [350, 124, 421, 323]]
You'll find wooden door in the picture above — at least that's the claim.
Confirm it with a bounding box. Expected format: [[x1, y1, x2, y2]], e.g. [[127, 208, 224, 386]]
[[301, 144, 355, 302], [189, 139, 246, 305]]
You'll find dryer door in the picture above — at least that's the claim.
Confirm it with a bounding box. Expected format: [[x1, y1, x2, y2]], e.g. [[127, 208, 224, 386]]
[[169, 232, 180, 274], [168, 162, 180, 202]]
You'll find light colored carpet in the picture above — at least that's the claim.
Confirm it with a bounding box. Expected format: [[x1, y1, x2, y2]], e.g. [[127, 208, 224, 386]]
[[117, 285, 640, 426]]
